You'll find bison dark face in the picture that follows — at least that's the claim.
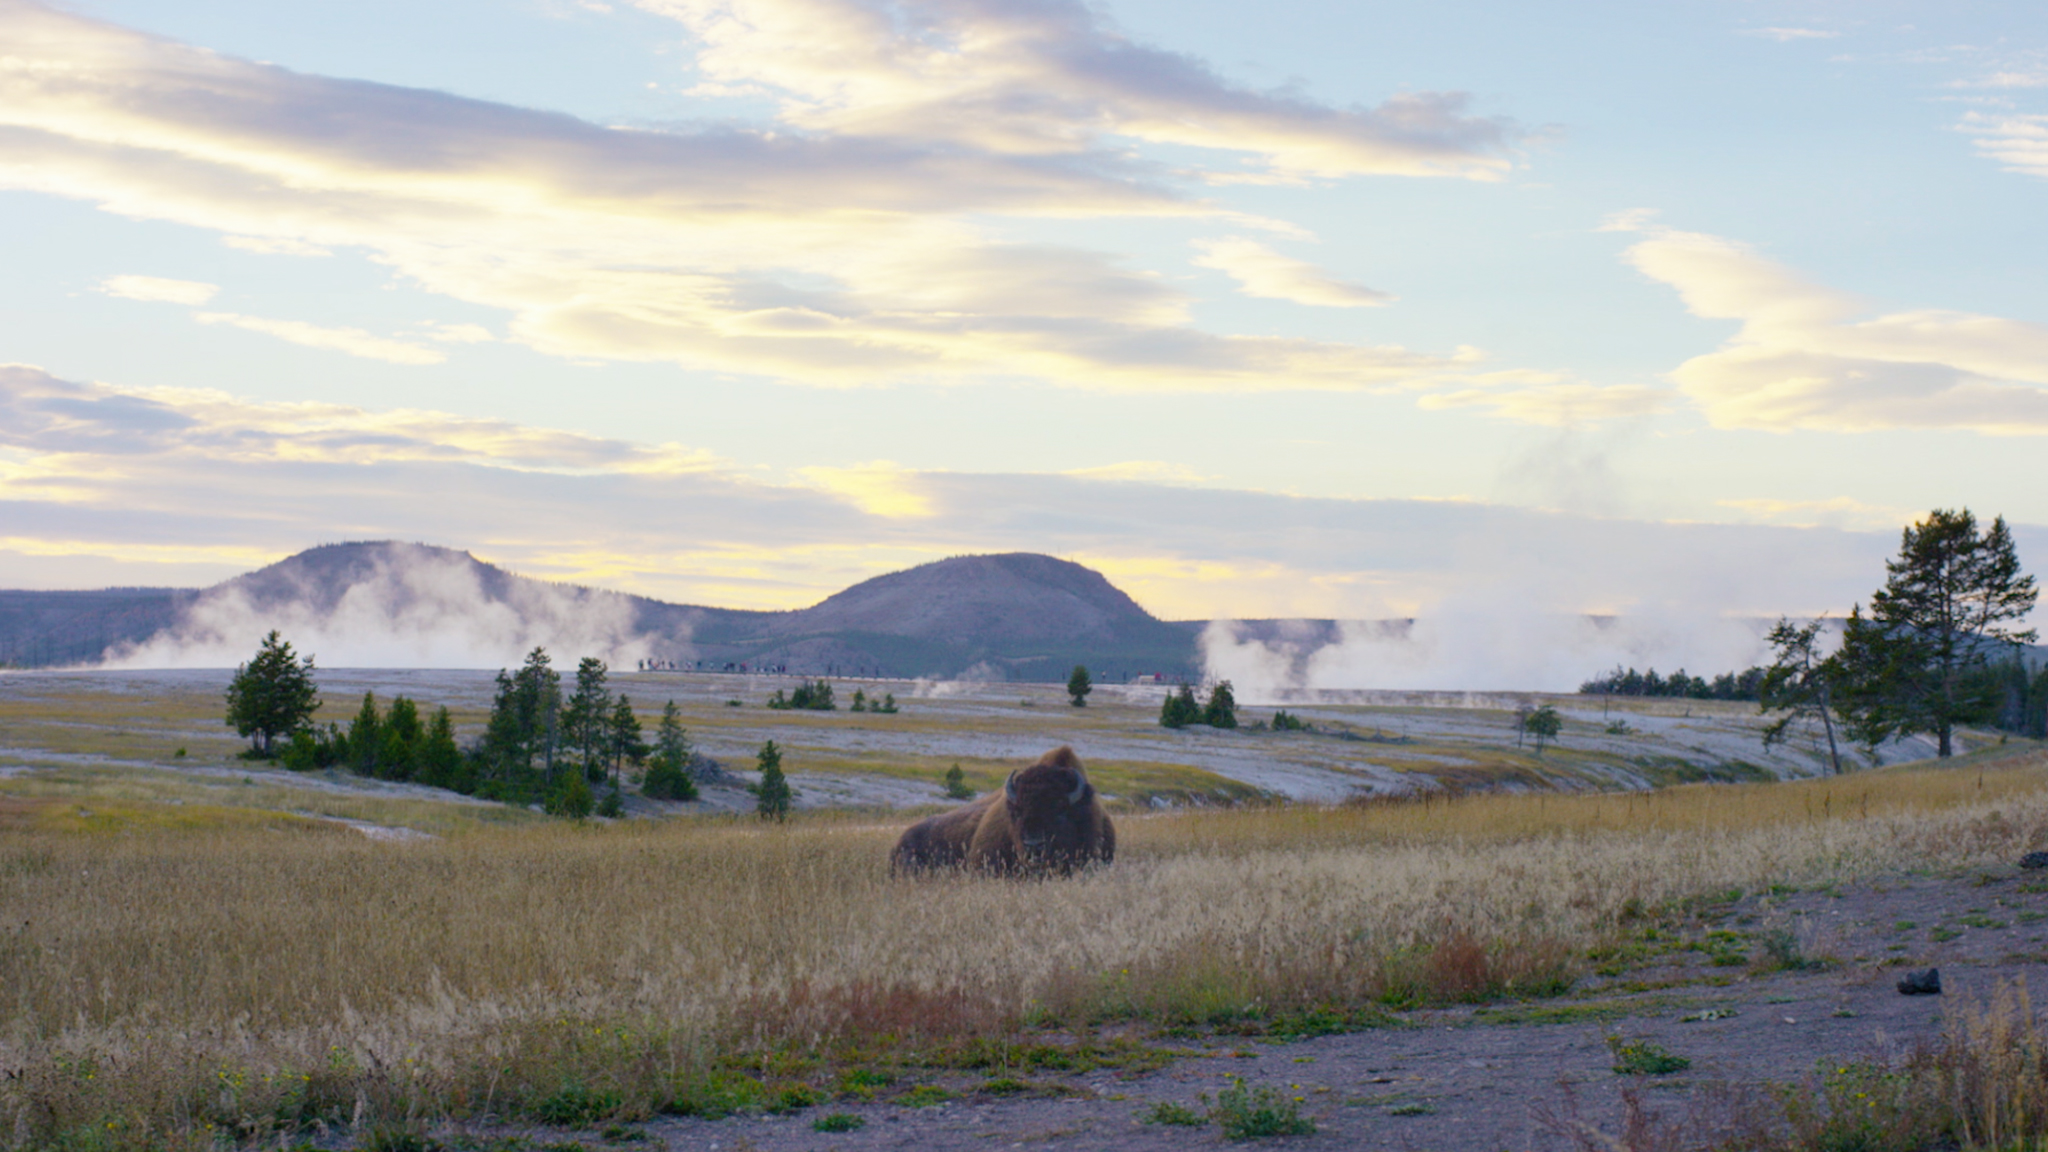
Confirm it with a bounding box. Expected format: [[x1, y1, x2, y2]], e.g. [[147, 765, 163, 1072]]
[[1002, 753, 1099, 868]]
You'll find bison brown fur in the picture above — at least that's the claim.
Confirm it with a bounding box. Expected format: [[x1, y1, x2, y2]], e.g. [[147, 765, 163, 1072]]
[[890, 746, 1114, 876]]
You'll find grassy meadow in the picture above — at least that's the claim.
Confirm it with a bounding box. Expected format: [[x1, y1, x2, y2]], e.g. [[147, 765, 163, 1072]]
[[6, 733, 2048, 1149]]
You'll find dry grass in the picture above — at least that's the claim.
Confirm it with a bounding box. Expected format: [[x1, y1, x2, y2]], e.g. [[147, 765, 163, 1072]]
[[6, 748, 2048, 1149]]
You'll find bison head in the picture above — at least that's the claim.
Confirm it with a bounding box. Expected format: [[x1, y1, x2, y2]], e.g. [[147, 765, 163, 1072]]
[[1002, 747, 1098, 867]]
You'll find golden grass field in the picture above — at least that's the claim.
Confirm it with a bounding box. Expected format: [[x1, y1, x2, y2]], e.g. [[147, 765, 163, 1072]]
[[7, 728, 2048, 1150]]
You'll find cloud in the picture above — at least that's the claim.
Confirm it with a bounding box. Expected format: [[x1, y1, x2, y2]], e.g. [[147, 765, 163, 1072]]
[[98, 274, 217, 306], [1960, 112, 2048, 180], [794, 460, 935, 517], [193, 312, 445, 364], [631, 0, 1515, 181], [1414, 377, 1671, 426], [1620, 225, 2048, 433], [0, 363, 719, 474], [1716, 497, 1915, 532], [2, 363, 1955, 640], [0, 0, 1507, 394], [1190, 238, 1393, 308]]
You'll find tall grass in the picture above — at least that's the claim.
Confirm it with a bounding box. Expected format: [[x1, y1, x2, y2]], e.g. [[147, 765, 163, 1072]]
[[5, 749, 2048, 1149]]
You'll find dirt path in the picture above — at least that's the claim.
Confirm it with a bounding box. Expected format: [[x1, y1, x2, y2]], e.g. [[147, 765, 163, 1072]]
[[472, 867, 2048, 1151]]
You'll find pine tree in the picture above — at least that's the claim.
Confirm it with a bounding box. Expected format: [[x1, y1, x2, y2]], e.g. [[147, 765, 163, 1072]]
[[608, 695, 647, 788], [943, 763, 974, 799], [1758, 617, 1844, 775], [752, 739, 794, 821], [642, 700, 698, 801], [563, 657, 611, 778], [224, 631, 319, 758], [379, 695, 422, 781], [348, 691, 382, 776], [1835, 509, 2038, 757], [1160, 683, 1201, 728], [1067, 665, 1092, 707], [479, 648, 560, 796], [417, 706, 463, 790], [1202, 680, 1237, 728]]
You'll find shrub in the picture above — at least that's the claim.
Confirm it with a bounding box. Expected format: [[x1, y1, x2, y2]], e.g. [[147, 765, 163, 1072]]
[[1607, 1035, 1689, 1076], [896, 1084, 956, 1108], [1142, 1100, 1206, 1126], [1206, 1076, 1314, 1140], [812, 1113, 865, 1133], [531, 1081, 621, 1125], [544, 774, 595, 819]]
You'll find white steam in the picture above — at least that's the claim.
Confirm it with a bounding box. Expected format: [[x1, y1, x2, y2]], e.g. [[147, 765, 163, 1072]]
[[106, 549, 675, 669], [1204, 602, 1772, 702]]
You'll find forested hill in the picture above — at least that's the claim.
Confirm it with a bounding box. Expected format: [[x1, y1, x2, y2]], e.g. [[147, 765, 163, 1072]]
[[0, 543, 1203, 681]]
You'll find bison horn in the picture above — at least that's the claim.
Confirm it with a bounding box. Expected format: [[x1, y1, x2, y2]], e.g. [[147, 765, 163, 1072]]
[[1067, 772, 1087, 805], [1005, 770, 1018, 800]]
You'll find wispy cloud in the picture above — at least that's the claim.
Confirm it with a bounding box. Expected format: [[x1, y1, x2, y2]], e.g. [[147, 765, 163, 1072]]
[[98, 274, 218, 306], [1190, 238, 1394, 308], [0, 0, 1513, 394], [1959, 111, 2048, 180], [193, 313, 445, 365], [631, 0, 1516, 181], [1616, 223, 2048, 433]]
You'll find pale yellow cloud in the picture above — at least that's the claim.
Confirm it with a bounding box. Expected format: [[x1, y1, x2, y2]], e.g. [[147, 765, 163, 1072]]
[[193, 312, 445, 365], [795, 460, 935, 518], [0, 535, 282, 568], [0, 364, 722, 477], [1621, 225, 2048, 433], [1190, 238, 1394, 308], [1716, 497, 1915, 532], [631, 0, 1513, 181], [0, 1, 1499, 393], [98, 273, 216, 305]]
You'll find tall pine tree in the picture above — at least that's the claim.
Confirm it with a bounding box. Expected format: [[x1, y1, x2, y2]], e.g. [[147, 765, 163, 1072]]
[[1835, 509, 2038, 757]]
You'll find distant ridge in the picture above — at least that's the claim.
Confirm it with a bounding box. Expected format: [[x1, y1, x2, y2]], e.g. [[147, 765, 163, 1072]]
[[0, 543, 1201, 680]]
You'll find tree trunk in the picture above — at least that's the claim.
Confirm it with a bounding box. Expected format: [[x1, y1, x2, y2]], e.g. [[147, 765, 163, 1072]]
[[1819, 684, 1842, 776]]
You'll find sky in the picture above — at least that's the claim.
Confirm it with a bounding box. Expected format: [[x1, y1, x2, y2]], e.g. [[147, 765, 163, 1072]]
[[3, 0, 2046, 650]]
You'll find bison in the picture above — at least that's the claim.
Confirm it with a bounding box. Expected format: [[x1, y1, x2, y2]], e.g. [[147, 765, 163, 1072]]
[[891, 746, 1115, 875]]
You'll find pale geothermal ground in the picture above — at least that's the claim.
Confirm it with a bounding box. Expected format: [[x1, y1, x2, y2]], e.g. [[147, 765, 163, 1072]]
[[0, 668, 1960, 827]]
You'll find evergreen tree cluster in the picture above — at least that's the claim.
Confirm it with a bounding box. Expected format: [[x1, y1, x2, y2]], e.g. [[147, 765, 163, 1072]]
[[767, 680, 837, 710], [1160, 681, 1237, 729], [278, 691, 465, 788], [240, 639, 704, 818], [1578, 665, 1766, 701], [848, 688, 899, 713], [1269, 709, 1311, 732]]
